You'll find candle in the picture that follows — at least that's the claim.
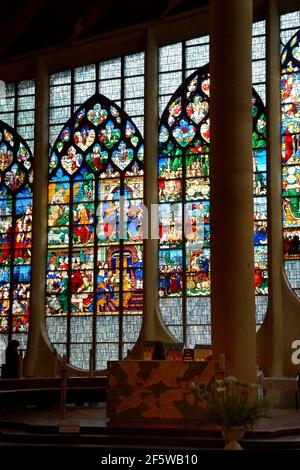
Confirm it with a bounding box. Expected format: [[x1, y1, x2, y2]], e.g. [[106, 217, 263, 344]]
[[220, 353, 226, 372]]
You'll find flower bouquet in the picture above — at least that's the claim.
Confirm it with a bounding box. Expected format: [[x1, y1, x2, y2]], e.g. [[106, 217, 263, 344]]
[[191, 376, 269, 449]]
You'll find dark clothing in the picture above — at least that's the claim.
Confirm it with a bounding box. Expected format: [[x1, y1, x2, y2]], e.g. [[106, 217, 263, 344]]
[[4, 346, 19, 379]]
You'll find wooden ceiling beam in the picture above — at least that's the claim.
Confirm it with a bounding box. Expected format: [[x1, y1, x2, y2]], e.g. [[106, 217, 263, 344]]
[[0, 0, 45, 58], [0, 0, 299, 81], [65, 0, 113, 45], [158, 0, 184, 21]]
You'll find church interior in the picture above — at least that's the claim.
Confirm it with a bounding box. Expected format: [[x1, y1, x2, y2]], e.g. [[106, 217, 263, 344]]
[[0, 0, 300, 462]]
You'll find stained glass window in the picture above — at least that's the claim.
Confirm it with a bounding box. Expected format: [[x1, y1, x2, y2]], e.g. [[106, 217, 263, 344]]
[[158, 37, 210, 117], [0, 80, 35, 154], [49, 54, 144, 149], [280, 11, 300, 50], [0, 120, 33, 352], [158, 26, 267, 346], [47, 54, 144, 370], [0, 79, 35, 353], [252, 21, 266, 104], [281, 12, 300, 297]]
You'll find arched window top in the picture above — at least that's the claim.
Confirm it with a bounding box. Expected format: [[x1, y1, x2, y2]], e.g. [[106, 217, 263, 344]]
[[158, 65, 267, 347], [281, 30, 300, 142], [281, 29, 300, 72], [0, 120, 33, 350], [46, 94, 144, 370], [0, 120, 33, 194], [159, 68, 266, 156], [281, 27, 300, 296], [159, 67, 210, 153], [49, 94, 144, 180]]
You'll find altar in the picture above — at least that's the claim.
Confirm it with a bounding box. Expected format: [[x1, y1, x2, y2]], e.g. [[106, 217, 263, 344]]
[[107, 360, 217, 426]]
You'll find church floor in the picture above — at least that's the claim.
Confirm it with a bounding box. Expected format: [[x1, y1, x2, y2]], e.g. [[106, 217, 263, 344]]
[[0, 406, 300, 450]]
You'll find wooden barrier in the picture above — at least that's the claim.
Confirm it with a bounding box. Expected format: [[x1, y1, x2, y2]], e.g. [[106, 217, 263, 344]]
[[60, 355, 67, 420], [261, 376, 300, 409], [0, 376, 107, 408]]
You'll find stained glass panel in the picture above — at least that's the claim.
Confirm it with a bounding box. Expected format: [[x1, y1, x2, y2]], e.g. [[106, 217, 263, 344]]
[[0, 80, 35, 155], [158, 43, 268, 347], [0, 120, 33, 349], [281, 21, 300, 297], [47, 89, 144, 370]]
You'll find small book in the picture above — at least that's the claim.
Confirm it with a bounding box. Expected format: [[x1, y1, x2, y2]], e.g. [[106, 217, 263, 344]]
[[183, 348, 194, 361]]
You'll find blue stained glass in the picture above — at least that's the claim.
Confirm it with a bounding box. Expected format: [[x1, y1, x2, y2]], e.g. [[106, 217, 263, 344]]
[[282, 26, 300, 298], [0, 120, 33, 344], [47, 92, 144, 370], [159, 125, 169, 144], [73, 179, 95, 202], [0, 267, 10, 282], [15, 198, 32, 215], [253, 149, 267, 172], [13, 265, 31, 283], [51, 168, 70, 182], [159, 249, 183, 271], [158, 48, 268, 342], [172, 118, 196, 147], [159, 157, 182, 179]]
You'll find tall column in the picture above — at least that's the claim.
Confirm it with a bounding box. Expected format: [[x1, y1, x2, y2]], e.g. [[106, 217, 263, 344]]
[[24, 56, 52, 376], [210, 0, 257, 381], [265, 0, 283, 376], [143, 28, 174, 341]]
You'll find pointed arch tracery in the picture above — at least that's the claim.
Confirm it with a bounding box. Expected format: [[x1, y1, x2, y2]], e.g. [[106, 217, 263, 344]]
[[158, 66, 268, 347], [46, 94, 144, 370], [281, 29, 300, 296], [0, 120, 33, 349]]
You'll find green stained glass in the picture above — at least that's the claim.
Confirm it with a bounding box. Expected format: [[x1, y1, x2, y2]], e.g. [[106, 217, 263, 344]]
[[159, 59, 268, 343], [0, 119, 33, 345], [47, 92, 144, 370]]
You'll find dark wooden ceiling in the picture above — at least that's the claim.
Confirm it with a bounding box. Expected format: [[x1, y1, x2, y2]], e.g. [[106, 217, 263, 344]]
[[0, 0, 208, 61], [1, 0, 299, 66]]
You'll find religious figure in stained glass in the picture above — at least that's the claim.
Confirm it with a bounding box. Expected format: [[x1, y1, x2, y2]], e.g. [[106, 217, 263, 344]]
[[46, 94, 144, 369], [158, 65, 268, 346], [0, 121, 33, 346], [281, 29, 300, 293]]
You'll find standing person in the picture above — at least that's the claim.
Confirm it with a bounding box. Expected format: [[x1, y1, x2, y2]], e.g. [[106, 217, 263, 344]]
[[5, 339, 20, 379]]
